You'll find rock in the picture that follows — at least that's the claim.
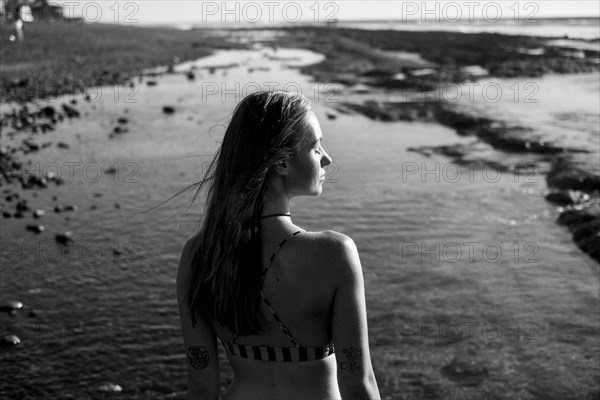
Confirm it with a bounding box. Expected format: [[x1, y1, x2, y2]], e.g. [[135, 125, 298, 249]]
[[114, 203, 121, 209], [56, 205, 77, 212], [147, 80, 157, 86], [2, 211, 11, 218], [162, 106, 175, 114], [33, 209, 45, 218], [557, 210, 595, 227], [186, 70, 196, 80], [556, 209, 600, 263], [62, 104, 80, 118], [98, 383, 122, 392], [441, 357, 489, 387], [26, 224, 45, 234], [57, 142, 70, 149], [29, 310, 36, 318], [23, 139, 40, 152], [0, 301, 23, 313], [0, 335, 21, 348], [113, 125, 129, 134], [547, 157, 600, 191], [40, 105, 57, 118], [22, 175, 48, 189], [14, 212, 24, 218], [545, 191, 577, 206], [326, 112, 337, 120], [117, 117, 129, 124], [55, 231, 74, 245]]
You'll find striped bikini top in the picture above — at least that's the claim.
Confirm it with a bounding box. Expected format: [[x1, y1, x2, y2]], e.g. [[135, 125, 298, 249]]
[[219, 230, 335, 362]]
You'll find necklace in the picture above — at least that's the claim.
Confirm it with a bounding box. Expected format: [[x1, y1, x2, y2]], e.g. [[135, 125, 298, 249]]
[[259, 213, 291, 219]]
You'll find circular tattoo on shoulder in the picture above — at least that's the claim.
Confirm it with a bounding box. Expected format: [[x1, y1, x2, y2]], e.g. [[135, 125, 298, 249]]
[[186, 346, 209, 370]]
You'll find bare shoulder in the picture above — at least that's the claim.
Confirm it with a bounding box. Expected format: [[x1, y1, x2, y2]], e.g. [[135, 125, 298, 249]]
[[308, 229, 358, 255], [302, 230, 361, 276]]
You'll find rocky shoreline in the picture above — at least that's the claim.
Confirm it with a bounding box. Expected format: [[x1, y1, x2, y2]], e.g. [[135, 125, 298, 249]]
[[259, 26, 600, 264], [0, 21, 249, 103], [1, 23, 599, 266]]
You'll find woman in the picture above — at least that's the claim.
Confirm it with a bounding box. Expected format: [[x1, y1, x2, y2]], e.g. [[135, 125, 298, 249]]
[[176, 91, 380, 399]]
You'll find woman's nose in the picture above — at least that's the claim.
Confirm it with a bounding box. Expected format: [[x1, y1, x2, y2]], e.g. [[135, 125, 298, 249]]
[[321, 150, 332, 167]]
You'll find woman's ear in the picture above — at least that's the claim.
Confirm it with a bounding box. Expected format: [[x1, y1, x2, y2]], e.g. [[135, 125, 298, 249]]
[[273, 161, 288, 176]]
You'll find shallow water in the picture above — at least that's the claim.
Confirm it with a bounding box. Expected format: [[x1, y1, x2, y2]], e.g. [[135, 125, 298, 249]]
[[1, 46, 599, 399], [338, 18, 600, 40]]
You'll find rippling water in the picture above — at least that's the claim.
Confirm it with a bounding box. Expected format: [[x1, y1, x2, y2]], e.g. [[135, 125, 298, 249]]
[[339, 18, 600, 40], [1, 46, 599, 399]]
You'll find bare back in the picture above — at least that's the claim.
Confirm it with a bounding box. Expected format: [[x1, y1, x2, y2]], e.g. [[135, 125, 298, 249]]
[[212, 229, 341, 399], [177, 228, 380, 399]]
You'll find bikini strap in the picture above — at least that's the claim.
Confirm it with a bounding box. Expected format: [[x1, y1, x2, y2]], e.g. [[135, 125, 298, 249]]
[[260, 230, 303, 347]]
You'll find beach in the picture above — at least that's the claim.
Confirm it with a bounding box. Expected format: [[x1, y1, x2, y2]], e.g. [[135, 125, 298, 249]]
[[1, 20, 599, 399]]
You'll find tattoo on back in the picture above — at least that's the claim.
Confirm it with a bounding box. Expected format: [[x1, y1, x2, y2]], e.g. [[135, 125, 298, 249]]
[[186, 346, 209, 370], [340, 346, 362, 373]]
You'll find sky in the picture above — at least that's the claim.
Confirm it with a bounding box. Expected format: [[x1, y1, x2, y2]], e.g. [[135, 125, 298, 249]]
[[50, 1, 600, 25]]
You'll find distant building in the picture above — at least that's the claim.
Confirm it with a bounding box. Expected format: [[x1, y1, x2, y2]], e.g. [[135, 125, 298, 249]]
[[30, 0, 63, 20], [325, 18, 339, 28], [0, 0, 63, 21]]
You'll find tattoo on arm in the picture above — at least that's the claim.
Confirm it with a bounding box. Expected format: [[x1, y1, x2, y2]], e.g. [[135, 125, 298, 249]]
[[186, 346, 209, 370], [340, 346, 362, 373]]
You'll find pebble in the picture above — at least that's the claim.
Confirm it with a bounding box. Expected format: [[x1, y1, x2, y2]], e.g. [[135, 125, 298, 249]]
[[33, 209, 45, 218], [55, 231, 74, 245], [16, 199, 30, 212], [0, 301, 23, 313], [98, 383, 122, 392], [26, 224, 45, 233], [162, 106, 175, 114], [441, 357, 489, 387], [55, 205, 77, 212], [0, 335, 21, 348]]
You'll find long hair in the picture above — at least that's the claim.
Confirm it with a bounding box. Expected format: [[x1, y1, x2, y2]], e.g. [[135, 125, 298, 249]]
[[181, 91, 312, 335]]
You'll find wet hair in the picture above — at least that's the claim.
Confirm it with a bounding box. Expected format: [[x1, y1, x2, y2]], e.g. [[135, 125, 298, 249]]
[[181, 90, 312, 335]]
